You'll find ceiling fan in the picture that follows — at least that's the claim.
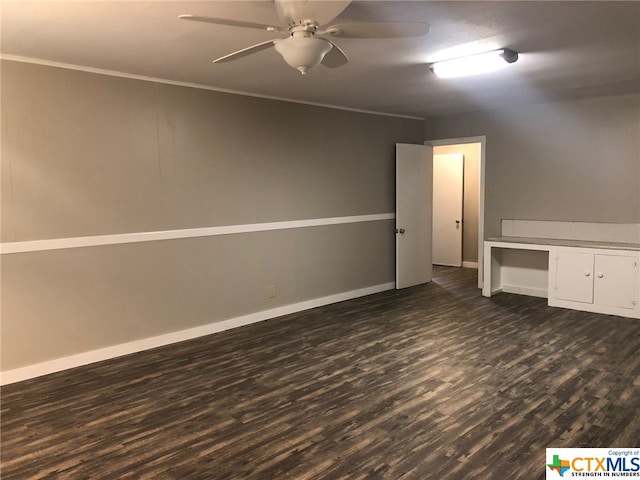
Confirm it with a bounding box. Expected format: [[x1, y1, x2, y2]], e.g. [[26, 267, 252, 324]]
[[179, 0, 430, 75]]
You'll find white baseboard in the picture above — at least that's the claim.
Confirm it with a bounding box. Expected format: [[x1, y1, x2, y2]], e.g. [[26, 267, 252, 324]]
[[434, 262, 478, 269], [0, 282, 395, 385], [502, 284, 548, 299]]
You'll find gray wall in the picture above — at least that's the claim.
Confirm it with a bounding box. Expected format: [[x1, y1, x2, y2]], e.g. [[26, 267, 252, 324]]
[[426, 94, 640, 238], [1, 60, 424, 370]]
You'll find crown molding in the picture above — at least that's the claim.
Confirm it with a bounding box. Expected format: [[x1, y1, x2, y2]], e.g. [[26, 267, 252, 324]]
[[1, 55, 424, 121]]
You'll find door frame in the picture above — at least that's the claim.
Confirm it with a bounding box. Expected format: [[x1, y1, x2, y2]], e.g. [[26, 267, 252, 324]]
[[425, 136, 486, 289]]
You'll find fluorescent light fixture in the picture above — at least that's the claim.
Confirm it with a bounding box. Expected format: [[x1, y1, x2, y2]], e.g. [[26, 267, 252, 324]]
[[430, 48, 518, 78]]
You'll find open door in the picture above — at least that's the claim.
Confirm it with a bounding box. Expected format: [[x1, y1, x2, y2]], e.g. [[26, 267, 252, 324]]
[[395, 143, 433, 289], [433, 153, 464, 267]]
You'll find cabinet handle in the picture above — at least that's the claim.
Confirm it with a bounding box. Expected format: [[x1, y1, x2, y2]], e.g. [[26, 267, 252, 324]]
[[597, 272, 604, 278], [584, 271, 591, 277]]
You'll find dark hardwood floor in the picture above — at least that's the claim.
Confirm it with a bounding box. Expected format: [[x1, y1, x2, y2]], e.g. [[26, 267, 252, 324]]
[[2, 267, 639, 479]]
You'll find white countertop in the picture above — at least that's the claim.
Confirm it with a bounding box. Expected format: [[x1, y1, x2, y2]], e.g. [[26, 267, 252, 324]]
[[486, 236, 640, 251]]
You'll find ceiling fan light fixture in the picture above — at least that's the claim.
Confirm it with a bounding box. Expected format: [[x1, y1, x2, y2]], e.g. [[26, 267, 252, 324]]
[[274, 37, 333, 74], [430, 48, 518, 78]]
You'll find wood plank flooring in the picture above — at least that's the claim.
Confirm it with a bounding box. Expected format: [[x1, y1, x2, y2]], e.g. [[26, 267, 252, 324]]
[[2, 267, 639, 479]]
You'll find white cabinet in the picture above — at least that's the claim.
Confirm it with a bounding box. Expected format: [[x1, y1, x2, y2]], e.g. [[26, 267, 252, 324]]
[[594, 254, 639, 310], [549, 248, 639, 318], [554, 250, 594, 303]]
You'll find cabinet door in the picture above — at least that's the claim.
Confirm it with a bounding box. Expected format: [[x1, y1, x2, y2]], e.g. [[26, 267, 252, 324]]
[[555, 251, 594, 303], [593, 254, 639, 310]]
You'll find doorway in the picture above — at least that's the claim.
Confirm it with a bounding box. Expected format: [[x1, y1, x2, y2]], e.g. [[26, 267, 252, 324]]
[[433, 153, 464, 267], [427, 137, 485, 289]]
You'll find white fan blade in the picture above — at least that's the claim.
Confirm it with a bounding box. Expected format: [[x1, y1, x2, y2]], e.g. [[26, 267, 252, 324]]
[[323, 21, 430, 39], [321, 40, 349, 68], [179, 14, 284, 33], [213, 39, 278, 64], [275, 0, 351, 26]]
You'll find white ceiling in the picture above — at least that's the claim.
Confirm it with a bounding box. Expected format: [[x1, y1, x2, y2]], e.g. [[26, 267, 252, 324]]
[[2, 1, 639, 118]]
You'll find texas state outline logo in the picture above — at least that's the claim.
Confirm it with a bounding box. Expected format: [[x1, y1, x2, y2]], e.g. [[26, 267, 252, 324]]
[[547, 454, 571, 477]]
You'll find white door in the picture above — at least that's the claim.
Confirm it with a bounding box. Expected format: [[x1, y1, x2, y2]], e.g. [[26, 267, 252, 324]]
[[395, 143, 433, 289], [593, 254, 638, 310], [555, 250, 594, 304], [432, 154, 464, 266]]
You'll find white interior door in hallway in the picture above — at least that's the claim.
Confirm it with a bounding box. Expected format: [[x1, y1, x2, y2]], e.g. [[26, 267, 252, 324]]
[[432, 153, 464, 267]]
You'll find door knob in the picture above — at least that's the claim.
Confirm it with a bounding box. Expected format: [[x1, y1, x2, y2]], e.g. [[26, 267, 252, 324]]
[[395, 228, 405, 234], [455, 220, 461, 228]]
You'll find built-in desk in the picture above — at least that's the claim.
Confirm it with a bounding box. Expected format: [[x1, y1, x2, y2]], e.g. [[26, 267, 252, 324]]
[[483, 236, 640, 319]]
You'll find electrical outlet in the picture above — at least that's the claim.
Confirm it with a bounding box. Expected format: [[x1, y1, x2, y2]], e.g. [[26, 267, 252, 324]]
[[268, 285, 277, 298]]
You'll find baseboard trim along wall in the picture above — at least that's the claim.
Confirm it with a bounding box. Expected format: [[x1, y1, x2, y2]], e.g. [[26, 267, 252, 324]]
[[0, 213, 395, 255], [501, 284, 548, 299], [1, 281, 396, 385]]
